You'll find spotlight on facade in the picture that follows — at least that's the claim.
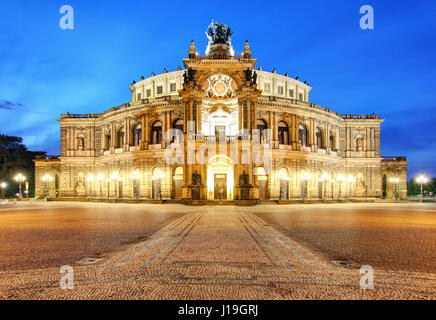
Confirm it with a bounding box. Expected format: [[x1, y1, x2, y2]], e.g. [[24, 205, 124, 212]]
[[42, 174, 53, 199], [97, 173, 104, 181], [87, 174, 94, 182], [301, 172, 311, 181], [389, 177, 400, 200], [110, 172, 121, 181], [130, 171, 141, 180], [152, 169, 164, 180]]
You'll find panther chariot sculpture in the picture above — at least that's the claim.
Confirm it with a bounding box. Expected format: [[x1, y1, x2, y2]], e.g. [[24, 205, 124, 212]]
[[205, 20, 235, 57]]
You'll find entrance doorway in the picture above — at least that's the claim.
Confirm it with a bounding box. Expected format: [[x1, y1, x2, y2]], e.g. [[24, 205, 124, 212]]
[[214, 174, 227, 200], [173, 167, 183, 199], [207, 155, 234, 200]]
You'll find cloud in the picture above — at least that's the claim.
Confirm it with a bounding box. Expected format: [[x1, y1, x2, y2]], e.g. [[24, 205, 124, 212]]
[[0, 100, 24, 110]]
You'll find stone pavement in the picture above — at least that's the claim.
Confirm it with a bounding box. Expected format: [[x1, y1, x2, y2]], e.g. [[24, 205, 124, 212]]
[[1, 206, 435, 299]]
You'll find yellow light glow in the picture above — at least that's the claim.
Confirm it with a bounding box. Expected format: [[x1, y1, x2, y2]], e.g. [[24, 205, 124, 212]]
[[301, 171, 311, 181], [416, 175, 428, 184], [347, 175, 355, 183], [0, 182, 6, 189], [110, 172, 121, 181], [42, 174, 53, 182], [87, 174, 94, 182], [319, 173, 330, 182], [130, 171, 141, 180], [14, 173, 26, 182], [336, 174, 344, 182], [97, 173, 104, 181]]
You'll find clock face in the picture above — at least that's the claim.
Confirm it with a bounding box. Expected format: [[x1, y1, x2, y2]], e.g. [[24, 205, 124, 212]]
[[202, 74, 237, 99]]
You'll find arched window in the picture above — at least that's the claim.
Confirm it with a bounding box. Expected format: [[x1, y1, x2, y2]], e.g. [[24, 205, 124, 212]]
[[299, 124, 308, 147], [151, 121, 163, 145], [105, 133, 111, 150], [257, 119, 268, 143], [329, 132, 335, 150], [316, 127, 323, 148], [278, 121, 289, 145], [118, 127, 125, 147], [172, 119, 184, 143], [133, 123, 142, 146]]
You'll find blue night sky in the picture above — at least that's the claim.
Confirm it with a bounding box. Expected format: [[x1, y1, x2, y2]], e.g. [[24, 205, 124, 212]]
[[0, 0, 435, 178]]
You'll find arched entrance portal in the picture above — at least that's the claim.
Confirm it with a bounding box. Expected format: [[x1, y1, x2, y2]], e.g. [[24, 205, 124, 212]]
[[207, 155, 234, 200]]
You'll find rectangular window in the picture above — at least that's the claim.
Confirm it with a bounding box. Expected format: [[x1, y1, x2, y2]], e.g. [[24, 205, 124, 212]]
[[137, 93, 141, 101], [170, 83, 176, 92], [289, 89, 294, 98], [277, 86, 284, 95], [146, 89, 151, 97], [264, 83, 271, 92], [157, 86, 163, 94], [299, 93, 303, 101]]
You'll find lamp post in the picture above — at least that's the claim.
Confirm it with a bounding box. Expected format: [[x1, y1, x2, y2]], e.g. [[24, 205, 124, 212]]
[[14, 173, 26, 200], [1, 182, 6, 200], [319, 173, 330, 200], [330, 179, 335, 199], [336, 174, 344, 200], [301, 172, 311, 200], [42, 174, 53, 199], [97, 173, 104, 199], [110, 172, 121, 199], [416, 175, 428, 203], [347, 175, 356, 200], [130, 171, 141, 200], [87, 174, 94, 199], [389, 177, 400, 200]]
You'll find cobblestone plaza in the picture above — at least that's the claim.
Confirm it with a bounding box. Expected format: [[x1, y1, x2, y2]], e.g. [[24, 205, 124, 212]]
[[0, 202, 435, 300]]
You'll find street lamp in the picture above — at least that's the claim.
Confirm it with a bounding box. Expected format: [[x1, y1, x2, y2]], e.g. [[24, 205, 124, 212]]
[[42, 174, 53, 199], [347, 175, 356, 200], [87, 174, 94, 198], [389, 177, 400, 200], [330, 179, 335, 199], [1, 182, 6, 200], [97, 173, 104, 199], [336, 174, 344, 200], [416, 175, 428, 203], [130, 171, 141, 200], [319, 173, 330, 200], [301, 172, 311, 200], [14, 173, 26, 199]]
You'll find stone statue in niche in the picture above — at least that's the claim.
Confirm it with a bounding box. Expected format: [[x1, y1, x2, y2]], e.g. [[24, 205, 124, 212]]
[[78, 137, 85, 150], [356, 138, 363, 151], [239, 171, 250, 186], [192, 171, 201, 185]]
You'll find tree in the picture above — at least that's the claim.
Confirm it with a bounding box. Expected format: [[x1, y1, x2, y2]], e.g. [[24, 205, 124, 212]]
[[0, 133, 46, 197]]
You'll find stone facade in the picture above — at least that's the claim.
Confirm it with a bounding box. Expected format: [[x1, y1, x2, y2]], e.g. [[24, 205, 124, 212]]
[[34, 31, 407, 202]]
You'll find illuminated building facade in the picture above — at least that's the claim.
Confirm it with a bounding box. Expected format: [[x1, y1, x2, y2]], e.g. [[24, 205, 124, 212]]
[[34, 23, 408, 202]]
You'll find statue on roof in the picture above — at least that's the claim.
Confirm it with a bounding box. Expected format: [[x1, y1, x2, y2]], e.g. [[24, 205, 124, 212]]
[[205, 20, 235, 56]]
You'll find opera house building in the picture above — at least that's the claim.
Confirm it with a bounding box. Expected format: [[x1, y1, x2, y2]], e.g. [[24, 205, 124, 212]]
[[35, 23, 408, 203]]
